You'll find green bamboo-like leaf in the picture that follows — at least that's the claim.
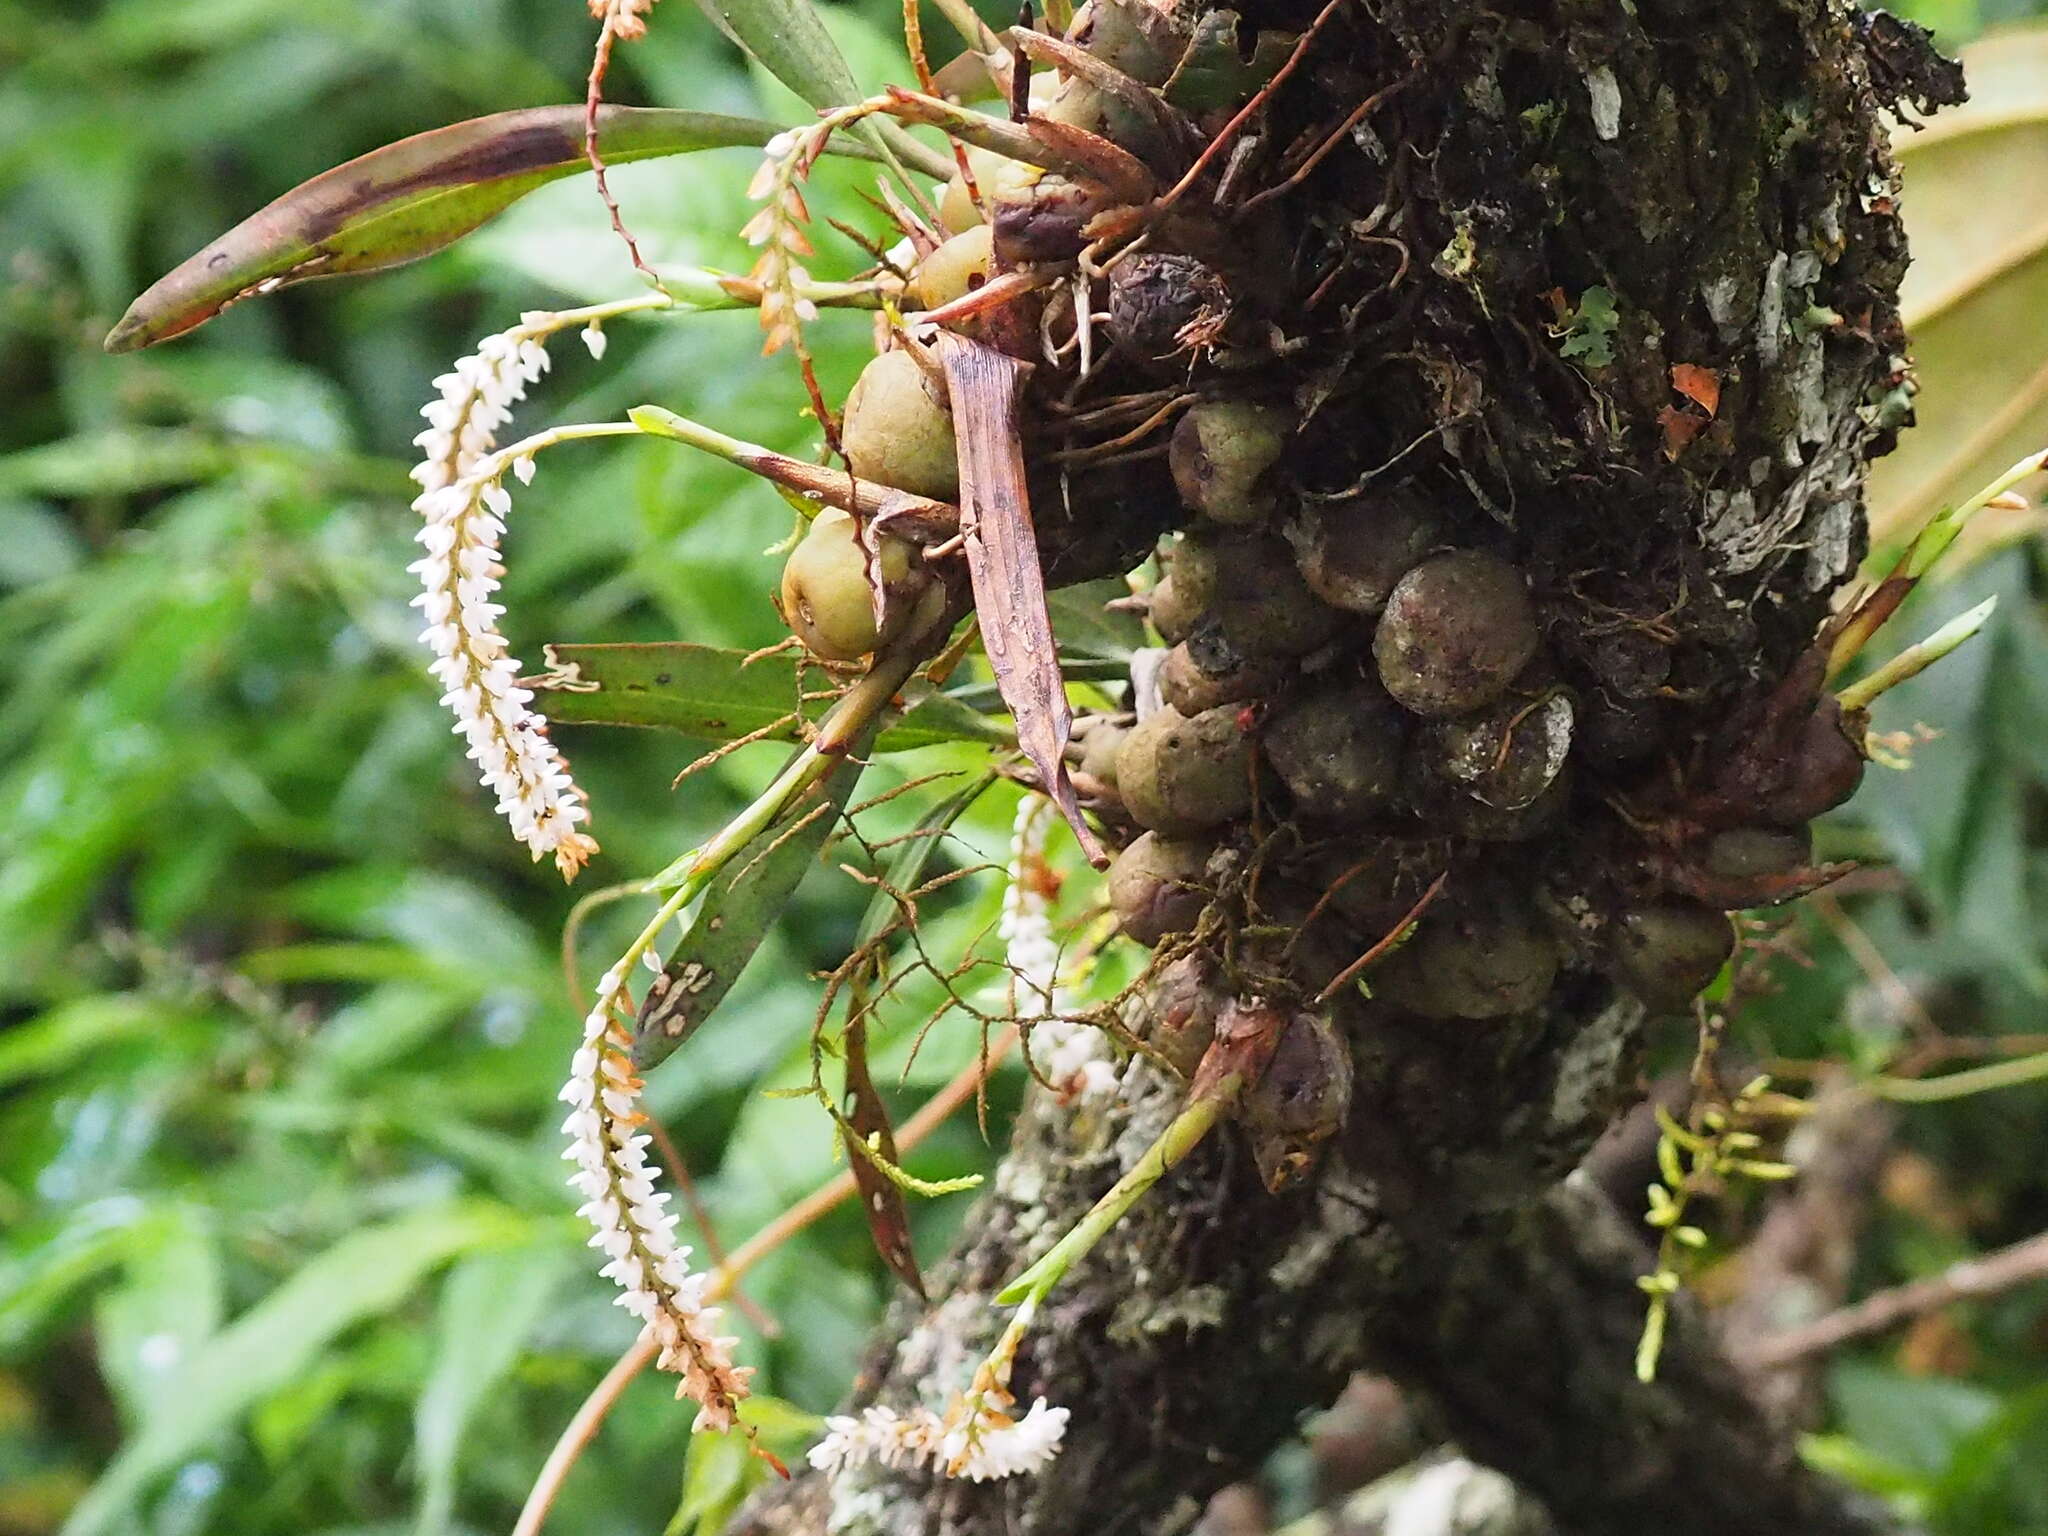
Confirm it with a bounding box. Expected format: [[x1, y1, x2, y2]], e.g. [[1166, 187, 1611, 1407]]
[[413, 1246, 572, 1536], [60, 1201, 530, 1536], [537, 641, 1014, 752], [104, 105, 874, 353]]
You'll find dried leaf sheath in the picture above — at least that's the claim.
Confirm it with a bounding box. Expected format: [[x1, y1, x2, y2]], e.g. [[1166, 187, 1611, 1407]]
[[933, 333, 1105, 867]]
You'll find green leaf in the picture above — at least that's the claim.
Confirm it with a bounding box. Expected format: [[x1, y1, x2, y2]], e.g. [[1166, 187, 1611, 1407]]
[[538, 642, 1014, 752], [413, 1246, 572, 1536], [1558, 286, 1619, 367], [1829, 1359, 2001, 1481], [1047, 578, 1149, 662], [697, 0, 864, 115], [0, 430, 236, 497], [1870, 24, 2048, 542], [0, 996, 165, 1090], [1161, 11, 1295, 111], [632, 745, 868, 1073], [93, 1206, 222, 1428], [60, 1201, 529, 1536], [665, 1396, 821, 1536], [104, 106, 870, 352]]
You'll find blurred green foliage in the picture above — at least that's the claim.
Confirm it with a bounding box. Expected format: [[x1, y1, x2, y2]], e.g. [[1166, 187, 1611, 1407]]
[[1, 1, 2046, 1534]]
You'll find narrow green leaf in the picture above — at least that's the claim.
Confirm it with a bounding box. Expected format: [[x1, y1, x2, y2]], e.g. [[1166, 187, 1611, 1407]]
[[538, 641, 1014, 752], [413, 1246, 572, 1536], [698, 0, 863, 115], [105, 106, 873, 352], [0, 430, 235, 496], [61, 1201, 528, 1536], [0, 996, 163, 1090], [632, 745, 868, 1073], [700, 0, 953, 185], [93, 1207, 222, 1428]]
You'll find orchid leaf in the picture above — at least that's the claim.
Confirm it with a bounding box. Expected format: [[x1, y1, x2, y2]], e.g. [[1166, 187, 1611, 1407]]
[[536, 641, 1013, 752], [698, 0, 864, 114], [631, 743, 868, 1074], [105, 105, 877, 352]]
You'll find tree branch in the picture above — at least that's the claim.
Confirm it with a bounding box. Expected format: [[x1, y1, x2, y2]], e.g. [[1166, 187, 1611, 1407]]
[[733, 0, 1950, 1525], [1747, 1228, 2048, 1371]]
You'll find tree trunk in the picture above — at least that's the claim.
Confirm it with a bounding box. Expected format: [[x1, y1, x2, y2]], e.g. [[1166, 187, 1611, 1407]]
[[739, 0, 1952, 1528]]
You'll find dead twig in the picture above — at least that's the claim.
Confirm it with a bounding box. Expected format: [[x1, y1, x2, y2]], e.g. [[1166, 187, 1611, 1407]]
[[1749, 1229, 2048, 1369]]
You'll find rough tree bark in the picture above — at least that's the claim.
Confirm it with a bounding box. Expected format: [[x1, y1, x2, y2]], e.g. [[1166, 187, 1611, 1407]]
[[737, 0, 1956, 1529]]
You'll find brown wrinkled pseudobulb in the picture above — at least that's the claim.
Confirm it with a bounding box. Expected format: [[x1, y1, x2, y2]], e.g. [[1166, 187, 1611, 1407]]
[[779, 510, 935, 662], [1117, 704, 1256, 835], [1607, 902, 1736, 1013], [1374, 551, 1541, 718], [1263, 680, 1406, 822], [1240, 1010, 1352, 1193], [1107, 831, 1213, 946], [1170, 400, 1288, 525], [1374, 884, 1559, 1020], [1285, 492, 1446, 616]]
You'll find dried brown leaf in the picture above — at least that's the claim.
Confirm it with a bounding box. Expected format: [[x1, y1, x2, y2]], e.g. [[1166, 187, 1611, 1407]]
[[1670, 363, 1722, 416], [840, 995, 924, 1299], [932, 332, 1107, 867]]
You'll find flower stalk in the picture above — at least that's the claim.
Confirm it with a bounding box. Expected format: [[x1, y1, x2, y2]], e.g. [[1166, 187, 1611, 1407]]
[[561, 634, 942, 1421], [1836, 595, 1999, 713], [994, 1078, 1239, 1307]]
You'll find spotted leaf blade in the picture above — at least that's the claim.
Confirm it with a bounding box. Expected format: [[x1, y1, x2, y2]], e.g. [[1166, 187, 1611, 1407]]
[[631, 743, 867, 1073]]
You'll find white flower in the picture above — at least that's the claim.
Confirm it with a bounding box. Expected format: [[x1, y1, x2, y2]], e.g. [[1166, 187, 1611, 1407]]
[[1002, 797, 1116, 1100], [948, 1397, 1070, 1481], [560, 970, 753, 1429], [807, 1405, 946, 1476], [804, 1394, 1067, 1483], [408, 323, 598, 879]]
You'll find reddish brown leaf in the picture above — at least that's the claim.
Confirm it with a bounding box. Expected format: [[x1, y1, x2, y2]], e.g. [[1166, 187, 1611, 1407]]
[[839, 993, 924, 1299], [1659, 404, 1709, 461], [1670, 362, 1721, 416], [933, 332, 1108, 867]]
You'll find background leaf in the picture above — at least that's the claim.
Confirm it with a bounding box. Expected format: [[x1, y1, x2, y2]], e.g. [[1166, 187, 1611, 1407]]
[[61, 1203, 531, 1536], [1869, 23, 2048, 545]]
